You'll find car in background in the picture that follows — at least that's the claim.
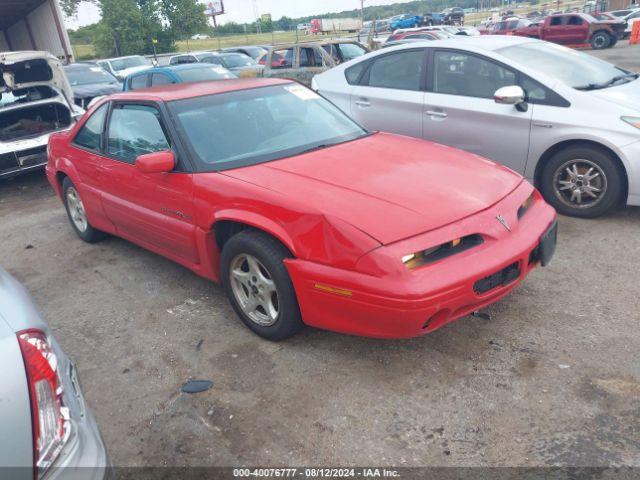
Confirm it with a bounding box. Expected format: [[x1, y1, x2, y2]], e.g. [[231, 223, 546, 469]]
[[1, 51, 83, 179], [383, 30, 442, 45], [313, 37, 640, 218], [389, 14, 422, 30], [97, 55, 153, 81], [258, 43, 336, 85], [456, 26, 481, 36], [46, 78, 556, 340], [221, 45, 268, 61], [321, 40, 369, 63], [422, 12, 445, 26], [488, 17, 537, 35], [0, 267, 110, 478], [358, 20, 391, 37], [123, 64, 236, 91], [63, 63, 122, 109], [606, 8, 640, 37], [297, 23, 312, 32], [442, 7, 465, 25], [191, 33, 210, 40], [170, 51, 264, 77]]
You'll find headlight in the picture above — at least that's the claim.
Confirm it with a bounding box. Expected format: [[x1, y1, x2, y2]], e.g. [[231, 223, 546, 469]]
[[621, 116, 640, 130], [402, 234, 483, 269], [517, 192, 535, 220]]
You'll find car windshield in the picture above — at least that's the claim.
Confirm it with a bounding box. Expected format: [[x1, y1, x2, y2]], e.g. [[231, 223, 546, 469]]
[[242, 47, 267, 59], [498, 42, 631, 89], [110, 56, 151, 72], [65, 66, 118, 85], [339, 43, 367, 60], [177, 67, 236, 82], [169, 83, 367, 171], [221, 54, 256, 68]]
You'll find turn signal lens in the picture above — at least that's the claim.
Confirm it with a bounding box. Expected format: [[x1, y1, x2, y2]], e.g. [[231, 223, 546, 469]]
[[621, 116, 640, 129], [402, 234, 484, 269]]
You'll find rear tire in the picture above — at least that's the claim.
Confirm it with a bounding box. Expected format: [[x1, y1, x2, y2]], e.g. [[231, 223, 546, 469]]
[[221, 230, 304, 341], [539, 146, 623, 218], [62, 177, 106, 243], [590, 31, 610, 49]]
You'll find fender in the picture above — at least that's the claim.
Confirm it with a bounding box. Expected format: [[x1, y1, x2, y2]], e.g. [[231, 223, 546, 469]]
[[208, 209, 298, 257]]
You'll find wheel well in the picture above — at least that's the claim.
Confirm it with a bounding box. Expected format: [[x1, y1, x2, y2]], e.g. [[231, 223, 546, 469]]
[[56, 171, 68, 189], [213, 220, 294, 256], [533, 139, 628, 202]]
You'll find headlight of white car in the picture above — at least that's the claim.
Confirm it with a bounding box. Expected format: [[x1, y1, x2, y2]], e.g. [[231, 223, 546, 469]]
[[621, 116, 640, 130]]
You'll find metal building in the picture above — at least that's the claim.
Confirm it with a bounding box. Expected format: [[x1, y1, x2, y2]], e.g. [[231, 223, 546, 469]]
[[0, 0, 73, 63]]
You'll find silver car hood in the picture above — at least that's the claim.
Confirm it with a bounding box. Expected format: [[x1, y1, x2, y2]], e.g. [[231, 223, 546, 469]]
[[0, 267, 48, 334], [588, 78, 640, 114], [0, 51, 75, 109]]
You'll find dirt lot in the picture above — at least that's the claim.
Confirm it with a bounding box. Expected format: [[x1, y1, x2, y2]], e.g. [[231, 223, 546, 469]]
[[1, 44, 640, 471]]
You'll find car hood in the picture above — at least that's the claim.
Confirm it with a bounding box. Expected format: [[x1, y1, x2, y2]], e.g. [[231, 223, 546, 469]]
[[589, 78, 640, 113], [71, 81, 122, 99], [0, 51, 74, 108], [222, 133, 523, 244]]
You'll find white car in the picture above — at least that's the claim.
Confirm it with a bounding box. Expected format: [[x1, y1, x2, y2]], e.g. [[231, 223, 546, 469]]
[[191, 33, 210, 40], [0, 51, 83, 178], [96, 55, 153, 81], [313, 36, 640, 218], [607, 8, 640, 37]]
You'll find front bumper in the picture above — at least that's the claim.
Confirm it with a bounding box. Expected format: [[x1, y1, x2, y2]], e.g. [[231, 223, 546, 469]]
[[286, 182, 557, 338]]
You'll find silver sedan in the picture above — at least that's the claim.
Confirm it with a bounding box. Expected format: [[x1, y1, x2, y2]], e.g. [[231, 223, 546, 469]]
[[0, 267, 110, 479], [312, 36, 640, 218]]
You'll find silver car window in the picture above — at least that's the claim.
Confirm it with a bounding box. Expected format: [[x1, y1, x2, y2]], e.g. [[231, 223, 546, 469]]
[[367, 50, 424, 91]]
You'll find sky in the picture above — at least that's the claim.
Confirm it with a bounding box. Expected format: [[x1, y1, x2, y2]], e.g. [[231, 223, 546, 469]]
[[65, 0, 410, 29]]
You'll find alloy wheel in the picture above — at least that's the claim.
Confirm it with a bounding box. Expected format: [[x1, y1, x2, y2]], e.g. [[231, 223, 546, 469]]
[[66, 187, 88, 232], [553, 159, 607, 210], [229, 253, 279, 327]]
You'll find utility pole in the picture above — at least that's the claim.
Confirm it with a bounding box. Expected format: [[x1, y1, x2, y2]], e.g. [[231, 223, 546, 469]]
[[360, 0, 365, 24], [253, 0, 262, 34]]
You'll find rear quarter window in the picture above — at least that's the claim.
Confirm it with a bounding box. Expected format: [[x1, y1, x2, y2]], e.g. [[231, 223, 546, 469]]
[[345, 61, 368, 85]]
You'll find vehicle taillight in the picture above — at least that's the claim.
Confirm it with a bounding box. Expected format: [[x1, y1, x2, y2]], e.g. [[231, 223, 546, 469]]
[[17, 330, 70, 479]]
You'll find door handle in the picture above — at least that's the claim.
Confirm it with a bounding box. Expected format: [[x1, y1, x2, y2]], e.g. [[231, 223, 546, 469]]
[[426, 110, 448, 118], [355, 99, 371, 108]]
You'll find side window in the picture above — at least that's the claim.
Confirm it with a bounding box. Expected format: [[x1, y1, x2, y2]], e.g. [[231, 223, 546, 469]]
[[73, 103, 109, 151], [202, 56, 223, 65], [106, 105, 171, 163], [345, 61, 368, 85], [129, 74, 148, 91], [151, 73, 173, 86], [568, 16, 583, 25], [549, 17, 564, 26], [272, 49, 294, 69], [366, 50, 425, 91], [433, 51, 516, 99]]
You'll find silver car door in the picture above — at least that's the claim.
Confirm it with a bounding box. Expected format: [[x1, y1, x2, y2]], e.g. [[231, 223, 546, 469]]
[[349, 48, 427, 139], [423, 49, 533, 174]]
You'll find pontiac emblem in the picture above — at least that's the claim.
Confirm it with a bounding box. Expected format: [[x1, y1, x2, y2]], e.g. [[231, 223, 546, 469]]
[[496, 215, 511, 232]]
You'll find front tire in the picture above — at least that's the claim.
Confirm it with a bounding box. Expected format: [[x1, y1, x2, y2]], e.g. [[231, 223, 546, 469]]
[[590, 31, 610, 49], [539, 146, 623, 218], [62, 177, 106, 243], [221, 230, 304, 341]]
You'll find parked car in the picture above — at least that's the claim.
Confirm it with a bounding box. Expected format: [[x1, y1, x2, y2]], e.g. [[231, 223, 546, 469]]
[[359, 20, 391, 37], [513, 13, 626, 49], [384, 30, 442, 45], [488, 17, 537, 35], [258, 43, 336, 85], [63, 63, 122, 109], [96, 55, 153, 81], [606, 8, 640, 37], [389, 14, 423, 30], [0, 51, 83, 179], [422, 12, 445, 25], [442, 7, 465, 25], [46, 78, 556, 340], [0, 266, 110, 478], [221, 45, 269, 61], [312, 36, 640, 217], [191, 33, 210, 40], [123, 64, 236, 91]]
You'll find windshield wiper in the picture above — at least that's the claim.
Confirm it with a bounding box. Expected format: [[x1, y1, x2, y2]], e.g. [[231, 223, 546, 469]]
[[297, 144, 332, 155], [575, 73, 639, 91]]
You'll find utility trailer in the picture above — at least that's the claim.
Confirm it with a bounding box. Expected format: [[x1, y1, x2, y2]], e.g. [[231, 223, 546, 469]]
[[0, 0, 73, 63]]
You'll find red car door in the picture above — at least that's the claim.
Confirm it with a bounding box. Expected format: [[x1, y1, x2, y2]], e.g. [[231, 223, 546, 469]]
[[543, 16, 568, 43], [565, 15, 588, 43], [98, 103, 199, 264]]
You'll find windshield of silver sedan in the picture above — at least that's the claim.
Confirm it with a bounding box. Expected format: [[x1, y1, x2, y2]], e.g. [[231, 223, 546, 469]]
[[168, 83, 368, 171], [498, 42, 636, 90]]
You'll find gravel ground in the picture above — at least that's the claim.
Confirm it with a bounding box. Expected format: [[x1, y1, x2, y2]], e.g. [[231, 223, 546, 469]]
[[1, 43, 639, 472]]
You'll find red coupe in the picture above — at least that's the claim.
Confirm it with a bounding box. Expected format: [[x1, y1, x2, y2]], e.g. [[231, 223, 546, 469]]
[[46, 78, 557, 340]]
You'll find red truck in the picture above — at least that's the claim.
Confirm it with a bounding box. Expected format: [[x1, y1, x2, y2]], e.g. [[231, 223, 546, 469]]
[[513, 13, 626, 49]]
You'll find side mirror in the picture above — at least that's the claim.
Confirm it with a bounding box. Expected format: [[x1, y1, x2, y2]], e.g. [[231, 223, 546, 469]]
[[494, 85, 526, 105], [135, 151, 175, 174]]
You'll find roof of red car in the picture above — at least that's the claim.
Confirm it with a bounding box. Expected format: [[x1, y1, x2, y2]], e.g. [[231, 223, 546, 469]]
[[110, 77, 294, 102]]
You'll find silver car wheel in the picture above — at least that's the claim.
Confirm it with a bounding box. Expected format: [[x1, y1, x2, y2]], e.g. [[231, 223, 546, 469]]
[[66, 187, 88, 232], [229, 253, 279, 327], [553, 159, 607, 209]]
